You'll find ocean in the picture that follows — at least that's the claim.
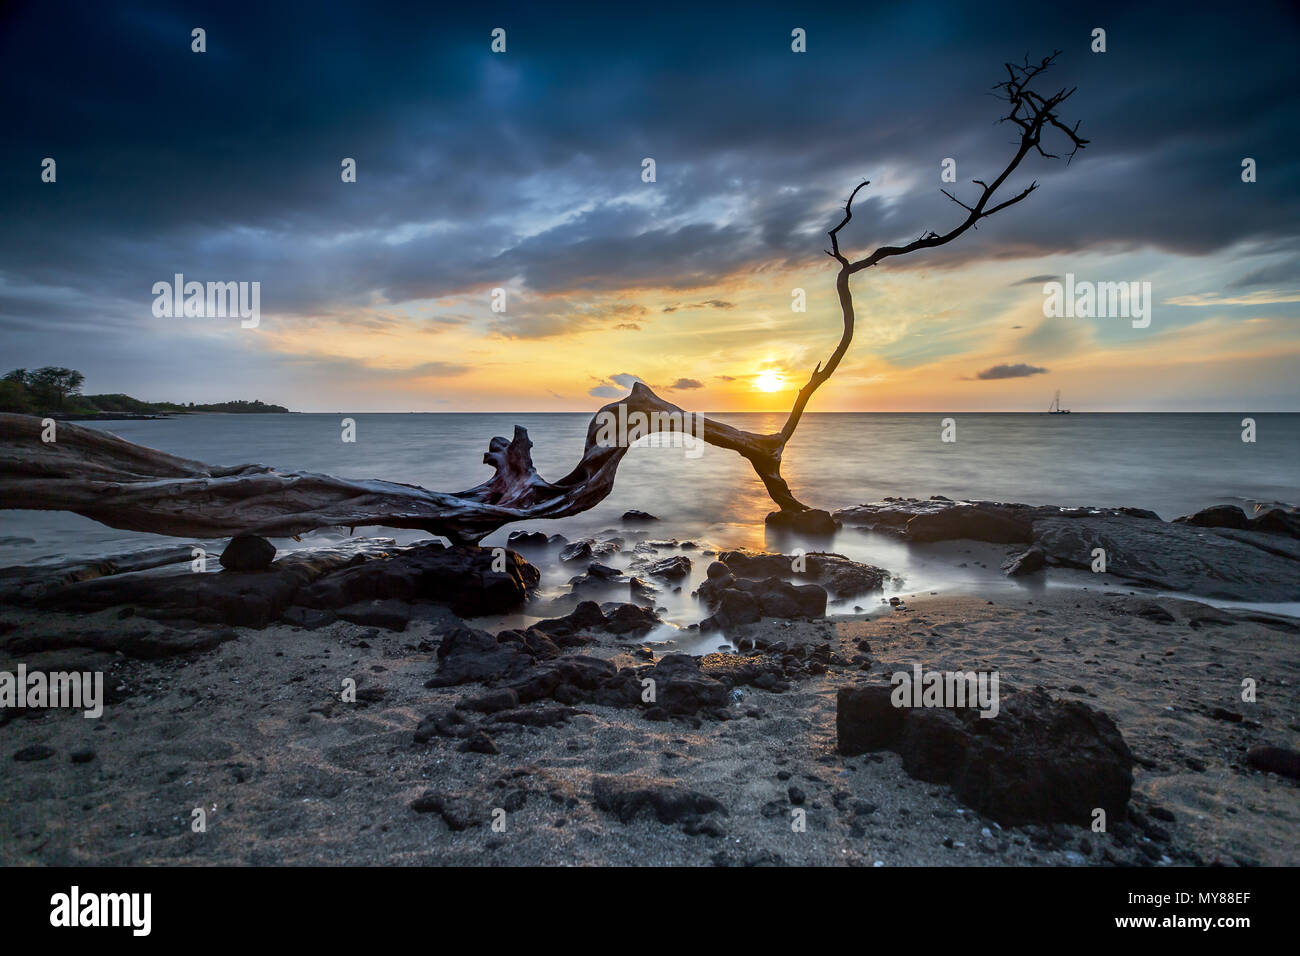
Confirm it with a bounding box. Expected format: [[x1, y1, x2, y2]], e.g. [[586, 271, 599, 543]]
[[3, 412, 1297, 629]]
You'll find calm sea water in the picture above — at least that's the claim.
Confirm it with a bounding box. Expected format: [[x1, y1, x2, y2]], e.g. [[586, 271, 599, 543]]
[[5, 411, 1297, 635], [2, 412, 1296, 572]]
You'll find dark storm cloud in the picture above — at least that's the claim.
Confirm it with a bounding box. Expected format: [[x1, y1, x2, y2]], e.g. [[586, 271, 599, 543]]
[[975, 363, 1050, 380], [1, 0, 1298, 355]]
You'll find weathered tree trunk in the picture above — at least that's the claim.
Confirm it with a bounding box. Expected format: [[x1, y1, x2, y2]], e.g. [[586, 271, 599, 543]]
[[0, 385, 795, 545], [0, 55, 1084, 547]]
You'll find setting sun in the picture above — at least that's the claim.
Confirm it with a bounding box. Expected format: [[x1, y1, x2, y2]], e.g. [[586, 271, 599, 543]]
[[755, 369, 785, 392]]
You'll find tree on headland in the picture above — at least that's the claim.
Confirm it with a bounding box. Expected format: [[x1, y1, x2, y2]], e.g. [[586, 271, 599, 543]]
[[25, 367, 85, 411], [0, 55, 1086, 544], [0, 371, 33, 415], [1, 367, 85, 412]]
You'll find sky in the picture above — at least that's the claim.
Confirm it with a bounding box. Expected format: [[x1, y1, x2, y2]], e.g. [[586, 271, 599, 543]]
[[2, 0, 1298, 412]]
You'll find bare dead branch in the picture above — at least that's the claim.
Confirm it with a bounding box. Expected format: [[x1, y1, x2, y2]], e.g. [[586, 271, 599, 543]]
[[778, 53, 1085, 448]]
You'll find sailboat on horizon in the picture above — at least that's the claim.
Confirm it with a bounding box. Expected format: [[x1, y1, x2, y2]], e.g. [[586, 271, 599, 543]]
[[1048, 390, 1071, 414]]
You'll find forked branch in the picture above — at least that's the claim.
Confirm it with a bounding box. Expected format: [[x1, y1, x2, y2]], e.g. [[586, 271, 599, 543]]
[[781, 51, 1085, 444]]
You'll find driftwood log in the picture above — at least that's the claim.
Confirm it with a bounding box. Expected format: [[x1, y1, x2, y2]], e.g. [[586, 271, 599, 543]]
[[0, 55, 1084, 547], [0, 385, 795, 546]]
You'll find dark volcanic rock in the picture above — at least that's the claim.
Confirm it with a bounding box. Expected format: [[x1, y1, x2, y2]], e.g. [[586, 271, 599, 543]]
[[532, 600, 607, 639], [26, 542, 529, 629], [585, 562, 623, 580], [812, 558, 887, 597], [837, 685, 907, 754], [650, 654, 731, 715], [701, 574, 828, 628], [765, 508, 839, 534], [531, 600, 660, 639], [219, 534, 277, 571], [458, 730, 500, 754], [837, 684, 1134, 826], [716, 549, 887, 598], [36, 551, 356, 628], [1246, 744, 1300, 780], [592, 774, 726, 826], [644, 555, 692, 579], [1174, 504, 1253, 531], [558, 540, 594, 563], [109, 626, 239, 660], [698, 652, 794, 694], [490, 765, 580, 811], [298, 543, 539, 618], [494, 650, 734, 719], [0, 544, 196, 605], [425, 627, 538, 687], [1176, 505, 1300, 540], [622, 510, 659, 523], [710, 588, 760, 628], [1002, 546, 1047, 577], [336, 598, 411, 631], [751, 577, 827, 618], [832, 496, 1034, 541], [835, 497, 1158, 541], [409, 791, 481, 829], [1252, 508, 1300, 539], [416, 632, 804, 751], [13, 745, 56, 762], [506, 530, 550, 549], [458, 688, 520, 713], [1114, 598, 1177, 625], [414, 706, 470, 742], [1033, 515, 1300, 601], [503, 655, 621, 705], [3, 623, 238, 660], [568, 562, 626, 594], [837, 497, 1300, 600], [589, 537, 623, 557], [907, 504, 1034, 544], [713, 550, 795, 579], [601, 602, 660, 635]]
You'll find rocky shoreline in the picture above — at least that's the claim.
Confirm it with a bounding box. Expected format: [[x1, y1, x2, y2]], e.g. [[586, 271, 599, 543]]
[[1, 498, 1298, 866]]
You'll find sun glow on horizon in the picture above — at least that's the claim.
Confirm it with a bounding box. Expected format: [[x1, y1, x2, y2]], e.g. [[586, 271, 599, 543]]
[[754, 369, 785, 392]]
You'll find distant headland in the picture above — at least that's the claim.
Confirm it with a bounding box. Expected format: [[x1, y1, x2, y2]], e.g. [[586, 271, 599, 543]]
[[0, 367, 289, 419]]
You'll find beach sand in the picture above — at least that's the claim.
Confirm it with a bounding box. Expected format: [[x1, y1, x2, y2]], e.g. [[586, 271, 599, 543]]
[[2, 585, 1296, 867]]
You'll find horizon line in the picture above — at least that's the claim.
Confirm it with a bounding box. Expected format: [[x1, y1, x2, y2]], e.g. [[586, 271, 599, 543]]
[[268, 408, 1300, 415]]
